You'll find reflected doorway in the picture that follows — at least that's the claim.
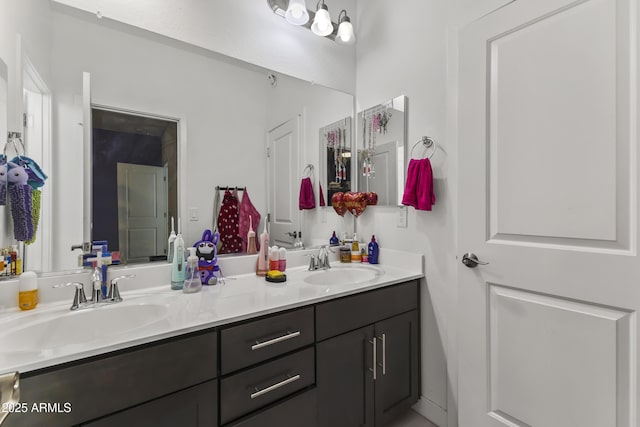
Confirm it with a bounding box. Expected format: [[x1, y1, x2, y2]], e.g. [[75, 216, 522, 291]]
[[91, 108, 178, 264]]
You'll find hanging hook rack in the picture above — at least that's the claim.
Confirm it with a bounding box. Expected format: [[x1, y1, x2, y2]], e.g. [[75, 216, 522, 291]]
[[216, 186, 246, 192], [410, 136, 437, 159], [4, 132, 26, 160]]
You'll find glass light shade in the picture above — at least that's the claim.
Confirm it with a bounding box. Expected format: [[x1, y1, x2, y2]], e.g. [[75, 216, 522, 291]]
[[336, 19, 355, 45], [311, 6, 333, 37], [285, 0, 310, 25]]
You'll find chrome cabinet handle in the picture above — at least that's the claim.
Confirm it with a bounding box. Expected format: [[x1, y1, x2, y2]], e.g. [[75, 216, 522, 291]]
[[251, 331, 301, 350], [250, 374, 301, 399], [377, 333, 386, 375], [368, 337, 377, 380], [461, 252, 489, 268]]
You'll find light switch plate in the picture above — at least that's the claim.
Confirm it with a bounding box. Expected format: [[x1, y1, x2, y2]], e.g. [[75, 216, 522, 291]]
[[189, 207, 199, 221], [397, 206, 408, 228]]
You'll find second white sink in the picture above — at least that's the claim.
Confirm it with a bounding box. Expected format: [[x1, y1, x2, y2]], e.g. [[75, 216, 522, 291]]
[[303, 265, 383, 286]]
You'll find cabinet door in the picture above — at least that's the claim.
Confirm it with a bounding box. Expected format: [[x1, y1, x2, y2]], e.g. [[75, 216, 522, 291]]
[[81, 380, 217, 427], [316, 325, 375, 427], [374, 310, 420, 426]]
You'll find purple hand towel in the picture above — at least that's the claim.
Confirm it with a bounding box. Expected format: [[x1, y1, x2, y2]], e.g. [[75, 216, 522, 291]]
[[299, 177, 316, 210], [402, 158, 436, 211]]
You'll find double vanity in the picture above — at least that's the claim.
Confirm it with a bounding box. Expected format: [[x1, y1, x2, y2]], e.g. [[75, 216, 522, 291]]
[[0, 250, 423, 427]]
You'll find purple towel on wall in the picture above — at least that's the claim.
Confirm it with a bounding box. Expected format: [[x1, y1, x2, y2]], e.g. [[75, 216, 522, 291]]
[[299, 177, 316, 210], [402, 158, 436, 211]]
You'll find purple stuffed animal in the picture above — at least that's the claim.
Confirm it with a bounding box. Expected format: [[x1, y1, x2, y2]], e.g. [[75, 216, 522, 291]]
[[194, 229, 220, 285]]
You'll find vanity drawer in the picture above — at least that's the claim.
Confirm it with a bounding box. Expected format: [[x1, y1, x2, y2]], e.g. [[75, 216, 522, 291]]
[[220, 347, 315, 425], [227, 388, 317, 427], [221, 306, 314, 374], [9, 330, 217, 427], [316, 281, 418, 341]]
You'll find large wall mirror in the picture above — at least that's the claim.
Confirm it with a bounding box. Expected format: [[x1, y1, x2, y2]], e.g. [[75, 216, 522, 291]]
[[5, 3, 354, 274], [356, 95, 407, 206]]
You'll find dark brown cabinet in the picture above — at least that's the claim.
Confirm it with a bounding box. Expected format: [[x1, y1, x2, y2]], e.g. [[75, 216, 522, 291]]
[[5, 280, 420, 427], [316, 281, 420, 427], [81, 380, 218, 427]]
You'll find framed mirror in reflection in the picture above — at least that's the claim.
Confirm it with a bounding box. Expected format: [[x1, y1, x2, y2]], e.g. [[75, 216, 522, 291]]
[[356, 95, 407, 206], [4, 4, 354, 274]]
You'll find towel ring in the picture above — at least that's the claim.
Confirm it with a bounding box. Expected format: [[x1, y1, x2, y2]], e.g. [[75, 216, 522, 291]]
[[410, 136, 436, 159], [302, 164, 314, 178]]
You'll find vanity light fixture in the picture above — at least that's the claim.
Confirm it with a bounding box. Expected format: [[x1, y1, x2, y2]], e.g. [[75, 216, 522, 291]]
[[285, 0, 310, 25], [267, 0, 355, 44], [311, 0, 333, 37], [335, 10, 355, 45]]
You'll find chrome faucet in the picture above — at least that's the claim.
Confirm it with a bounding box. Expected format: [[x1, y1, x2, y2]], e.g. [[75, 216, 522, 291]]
[[53, 274, 136, 311], [308, 245, 333, 271]]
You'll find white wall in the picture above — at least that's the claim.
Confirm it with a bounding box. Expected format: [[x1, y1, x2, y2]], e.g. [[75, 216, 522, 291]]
[[354, 1, 513, 426], [51, 0, 357, 94], [51, 9, 270, 269]]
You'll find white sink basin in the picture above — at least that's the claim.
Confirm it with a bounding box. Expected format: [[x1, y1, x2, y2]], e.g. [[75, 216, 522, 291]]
[[304, 265, 383, 286], [0, 302, 170, 355]]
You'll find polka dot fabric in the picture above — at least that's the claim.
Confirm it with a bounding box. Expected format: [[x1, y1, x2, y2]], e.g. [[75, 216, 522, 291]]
[[217, 190, 243, 254]]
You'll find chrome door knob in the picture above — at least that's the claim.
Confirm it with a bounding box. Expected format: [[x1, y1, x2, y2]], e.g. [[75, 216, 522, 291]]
[[462, 252, 489, 268]]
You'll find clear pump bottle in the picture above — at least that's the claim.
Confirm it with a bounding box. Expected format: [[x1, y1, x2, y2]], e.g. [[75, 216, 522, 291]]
[[183, 247, 201, 293]]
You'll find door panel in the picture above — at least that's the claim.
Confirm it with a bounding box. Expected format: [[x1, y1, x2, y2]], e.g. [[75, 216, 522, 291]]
[[374, 310, 420, 426], [458, 0, 638, 426], [268, 116, 300, 247], [316, 325, 375, 427]]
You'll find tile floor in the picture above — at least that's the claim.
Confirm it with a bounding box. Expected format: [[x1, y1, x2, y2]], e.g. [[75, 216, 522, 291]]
[[386, 409, 438, 427]]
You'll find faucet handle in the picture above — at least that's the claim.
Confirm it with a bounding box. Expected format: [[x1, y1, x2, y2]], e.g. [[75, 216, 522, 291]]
[[108, 274, 136, 302], [53, 282, 87, 310]]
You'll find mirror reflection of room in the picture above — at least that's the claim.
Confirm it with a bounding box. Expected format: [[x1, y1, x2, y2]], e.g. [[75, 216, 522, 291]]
[[357, 95, 407, 206], [321, 117, 351, 202], [91, 108, 177, 265]]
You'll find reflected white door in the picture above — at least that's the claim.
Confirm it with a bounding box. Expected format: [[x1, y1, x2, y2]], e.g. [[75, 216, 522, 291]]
[[458, 0, 637, 426], [268, 116, 300, 248], [117, 163, 167, 263]]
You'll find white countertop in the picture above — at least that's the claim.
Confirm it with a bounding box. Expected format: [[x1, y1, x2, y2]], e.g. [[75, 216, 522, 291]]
[[0, 250, 423, 375]]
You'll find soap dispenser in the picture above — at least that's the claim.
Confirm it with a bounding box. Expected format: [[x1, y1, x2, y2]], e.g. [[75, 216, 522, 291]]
[[329, 231, 339, 246], [183, 247, 201, 293], [351, 234, 361, 262], [171, 219, 185, 290]]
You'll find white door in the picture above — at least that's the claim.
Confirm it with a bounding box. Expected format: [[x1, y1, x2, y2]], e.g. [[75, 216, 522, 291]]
[[458, 0, 637, 426], [117, 163, 167, 263], [268, 116, 300, 248]]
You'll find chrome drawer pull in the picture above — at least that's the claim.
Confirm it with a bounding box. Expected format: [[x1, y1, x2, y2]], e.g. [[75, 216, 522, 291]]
[[378, 333, 386, 375], [368, 337, 377, 380], [251, 331, 301, 350], [250, 374, 301, 399]]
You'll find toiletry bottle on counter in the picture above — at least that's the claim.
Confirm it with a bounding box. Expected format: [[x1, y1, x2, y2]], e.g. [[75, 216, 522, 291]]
[[247, 217, 257, 254], [330, 231, 339, 246], [278, 247, 287, 271], [183, 247, 202, 294], [167, 216, 176, 263], [171, 221, 185, 290], [269, 246, 280, 271], [368, 235, 379, 264], [351, 234, 361, 262], [256, 222, 269, 276], [18, 271, 38, 310], [10, 245, 17, 275]]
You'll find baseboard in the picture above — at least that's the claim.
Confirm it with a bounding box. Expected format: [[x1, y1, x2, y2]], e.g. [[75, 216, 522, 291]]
[[413, 396, 448, 427]]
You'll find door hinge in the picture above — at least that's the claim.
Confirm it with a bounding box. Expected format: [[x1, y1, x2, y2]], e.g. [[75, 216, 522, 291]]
[[23, 113, 27, 128], [266, 147, 270, 158]]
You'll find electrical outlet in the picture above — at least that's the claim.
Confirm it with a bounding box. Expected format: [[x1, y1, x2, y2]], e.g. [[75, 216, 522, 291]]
[[189, 207, 199, 221], [397, 206, 408, 228]]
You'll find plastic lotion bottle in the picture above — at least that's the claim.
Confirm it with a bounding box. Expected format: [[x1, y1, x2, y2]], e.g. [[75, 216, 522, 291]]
[[171, 220, 185, 290], [18, 271, 38, 310], [256, 222, 269, 276], [183, 247, 201, 293], [351, 234, 361, 262], [368, 235, 379, 264], [246, 216, 257, 254], [167, 216, 176, 263]]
